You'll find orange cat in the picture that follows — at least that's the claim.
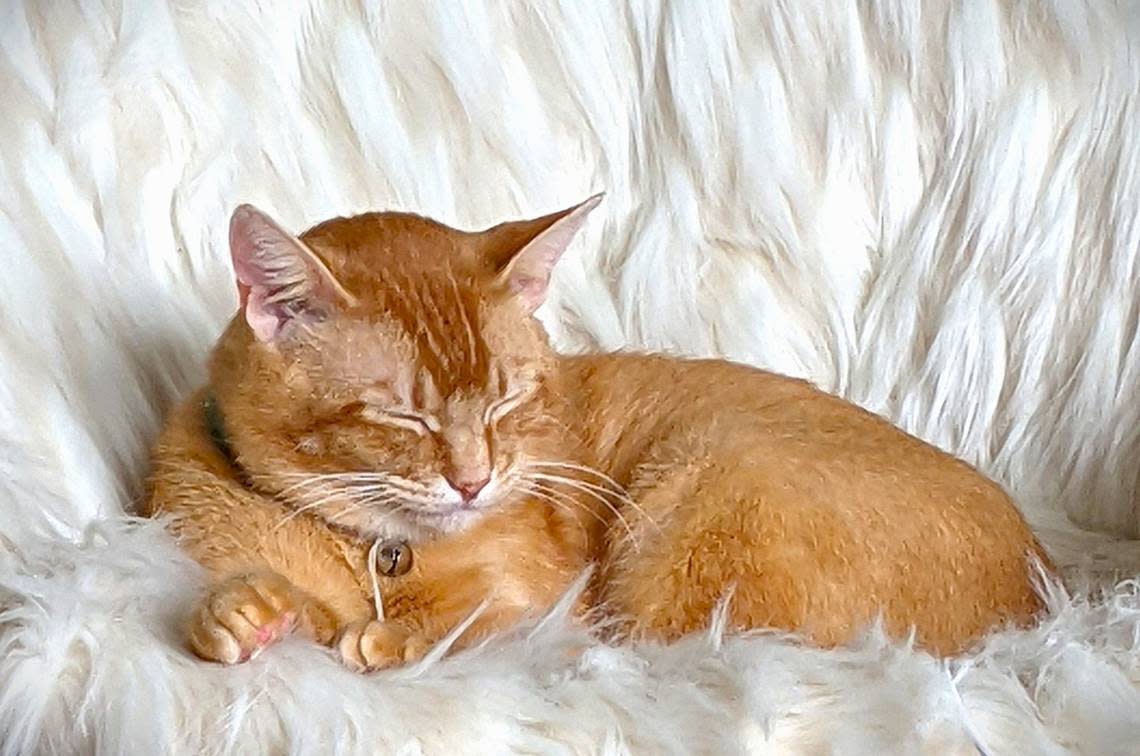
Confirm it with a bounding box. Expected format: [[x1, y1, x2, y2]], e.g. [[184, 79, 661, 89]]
[[143, 197, 1053, 669]]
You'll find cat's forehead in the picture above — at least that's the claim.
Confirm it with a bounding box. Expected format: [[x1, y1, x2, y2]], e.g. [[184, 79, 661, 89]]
[[295, 210, 545, 396], [301, 210, 481, 284], [309, 280, 540, 399]]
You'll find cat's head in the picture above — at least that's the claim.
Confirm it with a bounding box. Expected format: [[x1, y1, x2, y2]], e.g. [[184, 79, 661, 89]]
[[210, 197, 600, 541]]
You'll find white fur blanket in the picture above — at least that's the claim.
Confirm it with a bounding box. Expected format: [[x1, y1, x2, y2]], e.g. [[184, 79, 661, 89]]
[[2, 1, 1140, 753]]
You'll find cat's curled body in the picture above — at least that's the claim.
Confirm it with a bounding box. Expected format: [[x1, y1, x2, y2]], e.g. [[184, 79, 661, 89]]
[[145, 198, 1051, 668]]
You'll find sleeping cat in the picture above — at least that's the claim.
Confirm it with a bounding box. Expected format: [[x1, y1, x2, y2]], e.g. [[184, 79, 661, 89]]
[[144, 197, 1052, 669]]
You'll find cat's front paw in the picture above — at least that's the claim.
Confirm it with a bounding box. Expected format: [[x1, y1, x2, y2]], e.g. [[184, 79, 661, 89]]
[[188, 571, 300, 664], [337, 620, 432, 671]]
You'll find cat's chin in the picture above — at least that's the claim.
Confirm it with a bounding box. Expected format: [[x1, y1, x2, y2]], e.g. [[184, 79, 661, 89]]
[[332, 505, 487, 544], [404, 506, 487, 537]]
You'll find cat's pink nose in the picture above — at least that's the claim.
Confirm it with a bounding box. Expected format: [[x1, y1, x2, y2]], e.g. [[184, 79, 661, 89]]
[[448, 476, 489, 504]]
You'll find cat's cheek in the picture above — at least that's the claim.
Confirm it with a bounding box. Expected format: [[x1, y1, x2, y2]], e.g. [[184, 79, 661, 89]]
[[279, 358, 316, 392], [499, 413, 555, 443], [328, 433, 370, 458], [295, 435, 323, 455]]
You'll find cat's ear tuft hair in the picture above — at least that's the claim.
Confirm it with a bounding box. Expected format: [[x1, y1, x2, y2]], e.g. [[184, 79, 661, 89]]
[[228, 204, 355, 342], [483, 193, 603, 314]]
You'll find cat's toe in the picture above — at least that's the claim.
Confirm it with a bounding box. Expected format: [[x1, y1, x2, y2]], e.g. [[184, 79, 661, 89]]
[[188, 601, 245, 664], [337, 620, 429, 671], [188, 572, 299, 664]]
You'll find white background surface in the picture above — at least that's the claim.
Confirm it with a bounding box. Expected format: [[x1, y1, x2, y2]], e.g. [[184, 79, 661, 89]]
[[2, 2, 1139, 753]]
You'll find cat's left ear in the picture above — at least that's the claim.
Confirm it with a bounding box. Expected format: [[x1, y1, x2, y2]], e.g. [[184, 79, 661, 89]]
[[484, 194, 603, 313]]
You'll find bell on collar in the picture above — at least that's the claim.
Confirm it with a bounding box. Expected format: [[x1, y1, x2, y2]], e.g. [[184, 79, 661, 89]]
[[374, 539, 413, 577]]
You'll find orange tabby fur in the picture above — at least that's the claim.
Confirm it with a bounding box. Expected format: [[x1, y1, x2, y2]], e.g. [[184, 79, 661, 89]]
[[144, 199, 1052, 668]]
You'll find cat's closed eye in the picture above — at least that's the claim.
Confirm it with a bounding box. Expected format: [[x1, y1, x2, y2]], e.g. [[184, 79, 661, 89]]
[[360, 405, 441, 436], [484, 389, 531, 425]]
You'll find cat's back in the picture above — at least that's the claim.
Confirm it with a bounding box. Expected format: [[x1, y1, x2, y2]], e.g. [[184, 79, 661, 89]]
[[567, 351, 938, 455], [567, 350, 1025, 518]]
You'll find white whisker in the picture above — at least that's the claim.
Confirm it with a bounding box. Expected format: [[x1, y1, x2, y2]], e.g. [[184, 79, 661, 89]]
[[527, 461, 628, 495], [526, 460, 661, 533], [273, 487, 348, 529], [273, 482, 410, 529], [523, 471, 640, 551], [263, 471, 423, 496], [518, 481, 608, 529], [513, 482, 592, 545]]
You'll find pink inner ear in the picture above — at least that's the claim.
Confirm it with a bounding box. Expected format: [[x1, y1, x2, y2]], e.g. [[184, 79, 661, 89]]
[[244, 289, 289, 342], [236, 281, 252, 309], [509, 277, 548, 312], [503, 194, 602, 313], [228, 203, 349, 342]]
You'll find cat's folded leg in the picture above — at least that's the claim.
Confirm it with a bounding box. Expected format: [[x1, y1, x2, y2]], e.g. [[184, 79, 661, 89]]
[[188, 570, 338, 664]]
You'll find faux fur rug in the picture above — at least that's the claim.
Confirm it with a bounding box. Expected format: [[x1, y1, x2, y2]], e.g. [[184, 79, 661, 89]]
[[3, 1, 1140, 754]]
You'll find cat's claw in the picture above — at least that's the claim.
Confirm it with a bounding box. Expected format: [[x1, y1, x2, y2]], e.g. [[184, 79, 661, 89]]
[[188, 571, 300, 664], [337, 620, 431, 671]]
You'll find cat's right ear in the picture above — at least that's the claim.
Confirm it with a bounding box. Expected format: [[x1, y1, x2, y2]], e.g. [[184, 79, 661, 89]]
[[228, 204, 355, 342]]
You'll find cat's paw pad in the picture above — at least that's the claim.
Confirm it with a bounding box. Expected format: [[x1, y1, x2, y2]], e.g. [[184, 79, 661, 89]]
[[337, 620, 431, 671], [188, 571, 300, 664]]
